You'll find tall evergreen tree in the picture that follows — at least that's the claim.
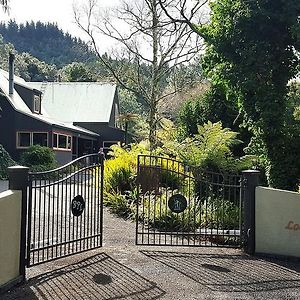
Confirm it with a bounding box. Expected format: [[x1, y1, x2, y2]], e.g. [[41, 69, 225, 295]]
[[161, 0, 300, 190], [0, 21, 96, 67], [200, 0, 300, 189]]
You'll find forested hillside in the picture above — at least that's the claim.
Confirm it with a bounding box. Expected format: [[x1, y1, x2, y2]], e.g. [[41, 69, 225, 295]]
[[0, 34, 58, 81], [0, 21, 110, 82], [0, 19, 205, 132], [0, 21, 96, 67]]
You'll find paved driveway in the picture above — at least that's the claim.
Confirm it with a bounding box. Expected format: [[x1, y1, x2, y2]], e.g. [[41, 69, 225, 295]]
[[2, 207, 300, 300]]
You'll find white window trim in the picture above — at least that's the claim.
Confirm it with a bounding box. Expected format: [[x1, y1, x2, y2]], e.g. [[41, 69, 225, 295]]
[[16, 131, 48, 149], [114, 103, 119, 128], [16, 131, 31, 149], [33, 95, 41, 114], [53, 132, 72, 151]]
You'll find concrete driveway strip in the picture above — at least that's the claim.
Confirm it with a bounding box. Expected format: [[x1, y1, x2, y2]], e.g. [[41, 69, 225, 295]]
[[2, 207, 300, 300]]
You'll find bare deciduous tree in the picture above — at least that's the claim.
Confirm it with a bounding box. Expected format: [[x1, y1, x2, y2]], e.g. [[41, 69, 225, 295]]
[[74, 0, 206, 149], [1, 0, 9, 13], [158, 0, 209, 36]]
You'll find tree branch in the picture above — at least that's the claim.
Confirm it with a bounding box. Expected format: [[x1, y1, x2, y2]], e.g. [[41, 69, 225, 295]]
[[158, 0, 208, 38]]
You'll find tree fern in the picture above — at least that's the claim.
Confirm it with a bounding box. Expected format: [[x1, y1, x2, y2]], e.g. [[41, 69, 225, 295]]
[[166, 121, 256, 172]]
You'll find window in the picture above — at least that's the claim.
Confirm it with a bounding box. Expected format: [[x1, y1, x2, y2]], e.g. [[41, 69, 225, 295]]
[[17, 132, 48, 148], [33, 133, 48, 147], [103, 141, 118, 150], [33, 94, 41, 114], [53, 133, 72, 151], [17, 132, 31, 148], [67, 136, 72, 149], [58, 135, 67, 149]]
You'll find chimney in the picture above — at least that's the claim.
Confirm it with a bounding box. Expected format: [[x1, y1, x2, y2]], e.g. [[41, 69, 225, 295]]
[[9, 53, 15, 95]]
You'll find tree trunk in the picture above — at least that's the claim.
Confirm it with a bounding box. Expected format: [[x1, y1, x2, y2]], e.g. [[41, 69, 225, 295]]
[[125, 121, 128, 145], [149, 101, 157, 150], [149, 0, 159, 151]]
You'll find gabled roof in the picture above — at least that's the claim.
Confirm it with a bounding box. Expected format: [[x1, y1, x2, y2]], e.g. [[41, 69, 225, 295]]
[[0, 69, 32, 114], [28, 82, 117, 123], [0, 71, 99, 137]]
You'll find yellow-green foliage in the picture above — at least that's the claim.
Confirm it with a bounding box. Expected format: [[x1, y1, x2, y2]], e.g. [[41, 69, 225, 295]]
[[294, 106, 300, 120], [159, 159, 188, 190], [104, 142, 149, 193]]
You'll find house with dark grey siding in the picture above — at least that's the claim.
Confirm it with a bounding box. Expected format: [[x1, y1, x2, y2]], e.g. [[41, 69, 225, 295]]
[[28, 81, 125, 152], [0, 54, 125, 165]]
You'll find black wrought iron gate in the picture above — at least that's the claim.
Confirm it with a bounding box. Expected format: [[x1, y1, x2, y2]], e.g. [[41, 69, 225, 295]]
[[136, 155, 243, 248], [26, 153, 104, 267]]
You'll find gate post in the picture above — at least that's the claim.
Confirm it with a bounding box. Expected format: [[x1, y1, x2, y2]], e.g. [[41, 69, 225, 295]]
[[242, 170, 260, 255], [8, 166, 29, 281]]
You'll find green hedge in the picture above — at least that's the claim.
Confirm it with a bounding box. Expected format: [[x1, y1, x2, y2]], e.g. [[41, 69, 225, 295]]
[[0, 144, 16, 179], [20, 145, 57, 172]]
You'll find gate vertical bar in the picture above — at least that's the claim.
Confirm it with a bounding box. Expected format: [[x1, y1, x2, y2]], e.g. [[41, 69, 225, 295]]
[[99, 150, 105, 247], [135, 155, 140, 245], [238, 175, 243, 247], [26, 177, 33, 267]]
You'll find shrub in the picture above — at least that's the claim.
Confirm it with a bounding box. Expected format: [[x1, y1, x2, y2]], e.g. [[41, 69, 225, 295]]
[[138, 189, 240, 234], [201, 197, 240, 230], [159, 169, 182, 190], [159, 158, 184, 190], [104, 157, 135, 193], [104, 190, 136, 219], [20, 145, 57, 172], [0, 144, 15, 179], [136, 148, 186, 192], [150, 204, 202, 232], [138, 188, 201, 232], [104, 142, 148, 193]]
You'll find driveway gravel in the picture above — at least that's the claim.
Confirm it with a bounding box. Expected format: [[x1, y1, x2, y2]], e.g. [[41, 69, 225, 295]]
[[2, 207, 300, 300]]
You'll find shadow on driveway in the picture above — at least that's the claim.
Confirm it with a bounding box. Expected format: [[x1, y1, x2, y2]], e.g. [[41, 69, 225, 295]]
[[3, 253, 165, 300], [140, 250, 300, 293]]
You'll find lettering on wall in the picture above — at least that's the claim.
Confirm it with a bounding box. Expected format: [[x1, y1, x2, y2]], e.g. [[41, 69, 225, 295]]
[[285, 221, 300, 231]]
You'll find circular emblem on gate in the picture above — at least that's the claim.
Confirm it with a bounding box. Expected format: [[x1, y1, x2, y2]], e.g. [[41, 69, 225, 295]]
[[71, 195, 85, 217], [168, 194, 187, 213]]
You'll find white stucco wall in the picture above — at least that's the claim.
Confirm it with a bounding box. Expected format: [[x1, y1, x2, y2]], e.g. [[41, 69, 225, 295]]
[[0, 190, 21, 287], [256, 186, 300, 257]]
